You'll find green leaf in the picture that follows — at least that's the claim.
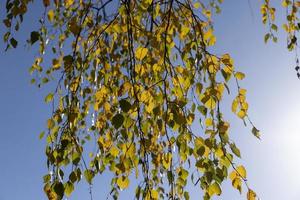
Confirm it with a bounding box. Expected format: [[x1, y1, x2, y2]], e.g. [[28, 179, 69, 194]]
[[230, 143, 241, 158], [69, 171, 77, 183], [173, 111, 186, 125], [39, 131, 45, 139], [197, 105, 207, 116], [72, 152, 81, 165], [264, 33, 270, 43], [30, 78, 36, 84], [112, 114, 124, 129], [30, 31, 40, 44], [179, 168, 189, 180], [252, 127, 261, 139], [271, 24, 278, 31], [135, 186, 141, 199], [184, 191, 190, 200], [42, 77, 49, 84], [167, 170, 173, 184], [3, 32, 10, 42], [119, 99, 131, 112], [53, 181, 64, 199], [195, 82, 203, 95], [196, 146, 205, 157], [43, 174, 51, 183], [3, 19, 11, 28], [10, 37, 18, 48]]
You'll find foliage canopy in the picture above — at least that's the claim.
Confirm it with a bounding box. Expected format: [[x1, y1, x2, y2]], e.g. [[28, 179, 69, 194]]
[[3, 0, 298, 199]]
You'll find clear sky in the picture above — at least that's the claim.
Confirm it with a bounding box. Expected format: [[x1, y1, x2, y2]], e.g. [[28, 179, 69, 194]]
[[0, 1, 300, 200]]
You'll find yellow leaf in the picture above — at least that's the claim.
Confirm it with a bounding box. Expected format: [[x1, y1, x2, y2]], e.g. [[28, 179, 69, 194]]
[[232, 177, 242, 193], [140, 90, 150, 102], [239, 88, 247, 95], [95, 87, 108, 101], [47, 119, 55, 129], [215, 147, 224, 158], [216, 83, 224, 99], [153, 63, 161, 72], [204, 96, 216, 110], [194, 2, 201, 9], [180, 25, 190, 39], [235, 72, 245, 80], [150, 190, 159, 199], [221, 54, 234, 67], [205, 118, 213, 126], [237, 110, 246, 119], [127, 143, 136, 159], [145, 100, 155, 113], [70, 77, 79, 92], [247, 189, 257, 200], [282, 0, 289, 7], [229, 170, 237, 181], [98, 135, 112, 151], [65, 0, 74, 7], [103, 102, 111, 112], [241, 102, 248, 110], [220, 153, 232, 168], [208, 64, 219, 74], [236, 165, 247, 179], [194, 138, 210, 158], [204, 29, 216, 46], [145, 0, 153, 6], [110, 146, 119, 157], [135, 47, 148, 60], [208, 182, 222, 196], [162, 152, 172, 169], [52, 58, 60, 70], [117, 176, 130, 189], [204, 10, 211, 19], [154, 3, 160, 18], [44, 183, 57, 200], [47, 10, 54, 22]]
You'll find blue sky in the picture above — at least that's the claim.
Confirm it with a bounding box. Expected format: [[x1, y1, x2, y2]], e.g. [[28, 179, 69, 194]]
[[1, 1, 300, 200]]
